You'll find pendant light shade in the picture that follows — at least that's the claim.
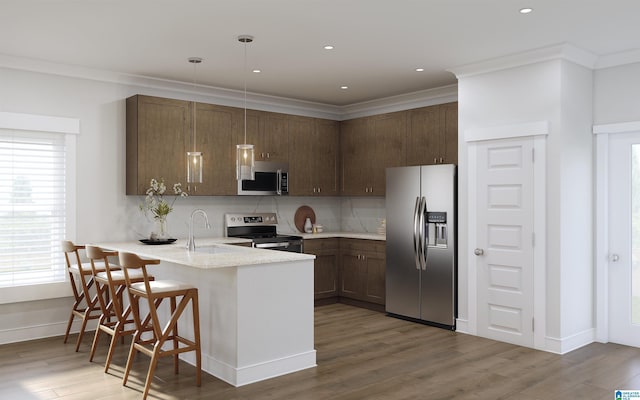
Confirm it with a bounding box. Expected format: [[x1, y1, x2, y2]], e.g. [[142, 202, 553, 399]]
[[187, 57, 204, 186], [187, 151, 203, 183], [236, 35, 255, 181]]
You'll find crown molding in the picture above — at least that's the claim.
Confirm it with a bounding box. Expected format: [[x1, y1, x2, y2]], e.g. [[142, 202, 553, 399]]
[[339, 84, 458, 120], [595, 48, 640, 70], [448, 43, 598, 79]]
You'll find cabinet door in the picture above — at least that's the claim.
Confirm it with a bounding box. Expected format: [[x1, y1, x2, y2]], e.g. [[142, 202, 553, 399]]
[[288, 116, 316, 196], [407, 106, 441, 166], [305, 239, 340, 299], [365, 251, 386, 305], [127, 95, 190, 195], [315, 119, 340, 196], [440, 102, 458, 164], [370, 112, 406, 195], [339, 251, 366, 300], [192, 103, 236, 195], [340, 118, 371, 195], [237, 109, 262, 161], [261, 112, 289, 162], [315, 252, 339, 299]]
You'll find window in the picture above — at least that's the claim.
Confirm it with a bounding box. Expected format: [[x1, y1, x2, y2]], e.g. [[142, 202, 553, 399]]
[[0, 112, 78, 302], [0, 130, 67, 287]]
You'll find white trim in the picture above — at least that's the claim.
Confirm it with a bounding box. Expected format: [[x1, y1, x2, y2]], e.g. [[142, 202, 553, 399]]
[[544, 328, 596, 355], [595, 132, 609, 343], [593, 120, 640, 135], [448, 43, 598, 79], [533, 135, 547, 350], [0, 282, 72, 305], [455, 318, 469, 334], [595, 49, 640, 70], [340, 84, 458, 120], [465, 121, 549, 142], [0, 111, 80, 134], [182, 344, 316, 387], [467, 144, 478, 336]]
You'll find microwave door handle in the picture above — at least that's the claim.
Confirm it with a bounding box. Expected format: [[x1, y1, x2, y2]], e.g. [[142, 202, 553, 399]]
[[276, 169, 282, 195]]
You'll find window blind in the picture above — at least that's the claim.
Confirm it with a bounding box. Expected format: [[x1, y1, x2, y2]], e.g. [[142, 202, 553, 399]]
[[0, 129, 66, 287]]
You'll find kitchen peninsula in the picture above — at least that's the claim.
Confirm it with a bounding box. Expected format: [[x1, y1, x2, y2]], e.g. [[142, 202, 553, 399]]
[[96, 238, 316, 387]]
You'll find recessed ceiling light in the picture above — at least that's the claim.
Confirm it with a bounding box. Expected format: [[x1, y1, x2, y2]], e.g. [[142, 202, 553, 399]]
[[520, 7, 533, 14], [340, 85, 348, 90], [415, 68, 425, 72], [252, 69, 261, 73], [324, 45, 334, 50]]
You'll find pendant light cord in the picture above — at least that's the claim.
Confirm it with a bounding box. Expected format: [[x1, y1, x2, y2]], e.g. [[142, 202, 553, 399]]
[[193, 60, 197, 152], [243, 39, 248, 145]]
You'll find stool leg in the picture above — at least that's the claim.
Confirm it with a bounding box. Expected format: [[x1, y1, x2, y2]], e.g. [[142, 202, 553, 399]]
[[63, 311, 75, 344], [192, 290, 202, 386], [143, 348, 161, 400], [170, 296, 179, 375]]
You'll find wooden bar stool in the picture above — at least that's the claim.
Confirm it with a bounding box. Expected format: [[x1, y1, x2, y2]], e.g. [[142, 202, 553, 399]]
[[85, 245, 152, 373], [61, 240, 117, 352], [118, 251, 201, 400]]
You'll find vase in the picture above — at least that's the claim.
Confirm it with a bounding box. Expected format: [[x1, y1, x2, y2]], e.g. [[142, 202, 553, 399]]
[[150, 216, 169, 240]]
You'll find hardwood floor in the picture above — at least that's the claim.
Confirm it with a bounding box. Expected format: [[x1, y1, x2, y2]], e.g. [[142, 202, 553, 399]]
[[1, 303, 638, 399]]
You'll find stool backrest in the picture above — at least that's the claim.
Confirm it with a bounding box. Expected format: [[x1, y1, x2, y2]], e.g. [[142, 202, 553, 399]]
[[85, 245, 121, 316], [118, 251, 160, 294]]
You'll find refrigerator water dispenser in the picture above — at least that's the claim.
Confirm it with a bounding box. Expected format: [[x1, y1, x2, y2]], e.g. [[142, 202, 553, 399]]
[[427, 212, 447, 247]]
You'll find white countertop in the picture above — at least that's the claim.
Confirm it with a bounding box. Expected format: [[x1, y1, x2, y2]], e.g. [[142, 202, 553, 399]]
[[298, 231, 386, 241], [96, 237, 314, 269]]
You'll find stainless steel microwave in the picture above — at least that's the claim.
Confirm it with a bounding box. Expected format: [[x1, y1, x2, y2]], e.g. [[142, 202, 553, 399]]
[[237, 161, 289, 196]]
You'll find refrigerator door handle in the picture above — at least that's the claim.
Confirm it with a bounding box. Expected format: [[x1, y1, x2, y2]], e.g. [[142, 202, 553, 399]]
[[421, 196, 428, 270], [413, 196, 421, 270]]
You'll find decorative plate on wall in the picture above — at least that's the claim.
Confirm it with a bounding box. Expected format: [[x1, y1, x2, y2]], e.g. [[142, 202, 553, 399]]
[[294, 205, 316, 233]]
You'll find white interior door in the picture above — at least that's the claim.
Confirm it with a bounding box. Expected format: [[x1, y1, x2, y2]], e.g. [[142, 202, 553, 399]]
[[608, 132, 640, 347], [475, 137, 535, 347]]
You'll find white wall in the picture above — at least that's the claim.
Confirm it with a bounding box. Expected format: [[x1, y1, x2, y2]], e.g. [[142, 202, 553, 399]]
[[594, 62, 640, 125], [456, 58, 594, 352]]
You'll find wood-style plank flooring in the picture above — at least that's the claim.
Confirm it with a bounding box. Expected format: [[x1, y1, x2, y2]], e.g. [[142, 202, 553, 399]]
[[1, 303, 639, 399]]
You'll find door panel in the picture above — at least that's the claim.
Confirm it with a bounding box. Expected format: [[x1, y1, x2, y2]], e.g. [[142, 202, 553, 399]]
[[385, 166, 421, 318], [475, 137, 534, 347], [608, 133, 640, 347]]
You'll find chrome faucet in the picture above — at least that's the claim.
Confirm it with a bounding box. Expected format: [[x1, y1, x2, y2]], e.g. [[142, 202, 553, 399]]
[[186, 209, 211, 251]]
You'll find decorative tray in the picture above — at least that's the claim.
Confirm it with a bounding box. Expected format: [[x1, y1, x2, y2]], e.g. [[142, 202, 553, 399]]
[[139, 238, 177, 245]]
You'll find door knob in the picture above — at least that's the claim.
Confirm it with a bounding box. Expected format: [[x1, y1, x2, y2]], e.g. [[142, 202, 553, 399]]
[[474, 248, 484, 256], [611, 254, 620, 262]]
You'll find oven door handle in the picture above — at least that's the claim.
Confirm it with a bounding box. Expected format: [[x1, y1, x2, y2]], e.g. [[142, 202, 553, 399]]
[[254, 242, 290, 249]]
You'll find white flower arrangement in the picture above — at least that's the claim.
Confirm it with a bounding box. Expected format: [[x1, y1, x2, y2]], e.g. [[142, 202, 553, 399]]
[[139, 178, 188, 220]]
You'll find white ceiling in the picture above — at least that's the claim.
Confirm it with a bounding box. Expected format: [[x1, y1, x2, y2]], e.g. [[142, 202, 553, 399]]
[[2, 0, 640, 106]]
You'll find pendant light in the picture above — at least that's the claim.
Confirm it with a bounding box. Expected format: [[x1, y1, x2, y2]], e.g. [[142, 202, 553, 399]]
[[187, 57, 203, 188], [236, 35, 255, 181]]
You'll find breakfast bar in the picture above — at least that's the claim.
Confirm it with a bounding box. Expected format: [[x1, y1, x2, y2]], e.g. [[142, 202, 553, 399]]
[[96, 238, 317, 387]]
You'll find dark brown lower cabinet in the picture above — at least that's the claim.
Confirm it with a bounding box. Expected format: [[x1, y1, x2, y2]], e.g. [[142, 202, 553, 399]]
[[339, 239, 386, 305], [304, 239, 340, 300], [305, 238, 386, 308]]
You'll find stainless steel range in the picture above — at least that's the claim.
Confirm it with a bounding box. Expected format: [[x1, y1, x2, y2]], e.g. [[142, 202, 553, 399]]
[[225, 212, 304, 253]]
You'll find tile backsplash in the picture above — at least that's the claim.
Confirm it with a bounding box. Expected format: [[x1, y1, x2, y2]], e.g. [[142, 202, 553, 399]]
[[124, 195, 385, 240]]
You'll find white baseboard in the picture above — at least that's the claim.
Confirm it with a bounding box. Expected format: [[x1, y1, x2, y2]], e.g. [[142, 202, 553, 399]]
[[455, 318, 469, 334], [0, 320, 99, 345], [544, 328, 595, 354], [182, 350, 317, 387]]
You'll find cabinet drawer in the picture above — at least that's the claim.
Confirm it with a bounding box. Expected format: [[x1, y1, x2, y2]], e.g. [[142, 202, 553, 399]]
[[340, 238, 385, 254], [304, 238, 339, 254]]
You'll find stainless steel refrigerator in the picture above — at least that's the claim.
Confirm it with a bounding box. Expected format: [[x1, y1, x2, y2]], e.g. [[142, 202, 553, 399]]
[[385, 164, 456, 330]]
